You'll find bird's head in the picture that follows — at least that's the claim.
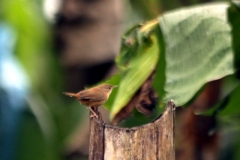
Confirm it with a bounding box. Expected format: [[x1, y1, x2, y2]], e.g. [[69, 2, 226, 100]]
[[100, 84, 118, 95]]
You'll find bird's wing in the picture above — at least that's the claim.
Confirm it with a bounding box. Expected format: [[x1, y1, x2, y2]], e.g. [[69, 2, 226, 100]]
[[78, 90, 106, 102]]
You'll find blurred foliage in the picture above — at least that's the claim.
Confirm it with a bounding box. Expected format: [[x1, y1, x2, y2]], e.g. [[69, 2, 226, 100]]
[[229, 1, 240, 76], [202, 2, 240, 117], [0, 0, 87, 160], [129, 0, 163, 19], [1, 0, 240, 160], [107, 2, 234, 122], [0, 0, 52, 88], [129, 0, 227, 20]]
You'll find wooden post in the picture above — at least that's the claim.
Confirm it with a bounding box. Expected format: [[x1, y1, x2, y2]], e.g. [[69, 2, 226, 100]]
[[89, 100, 175, 160]]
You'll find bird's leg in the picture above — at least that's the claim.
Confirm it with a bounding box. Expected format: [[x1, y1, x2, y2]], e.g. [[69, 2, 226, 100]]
[[88, 106, 99, 119]]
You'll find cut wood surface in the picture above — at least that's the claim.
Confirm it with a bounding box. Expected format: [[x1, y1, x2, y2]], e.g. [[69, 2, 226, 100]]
[[89, 100, 175, 160]]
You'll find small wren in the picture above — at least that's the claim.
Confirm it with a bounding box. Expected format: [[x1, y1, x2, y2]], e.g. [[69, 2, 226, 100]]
[[63, 84, 117, 118]]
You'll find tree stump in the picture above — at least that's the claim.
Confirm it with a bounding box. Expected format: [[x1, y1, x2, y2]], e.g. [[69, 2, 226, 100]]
[[89, 100, 175, 160]]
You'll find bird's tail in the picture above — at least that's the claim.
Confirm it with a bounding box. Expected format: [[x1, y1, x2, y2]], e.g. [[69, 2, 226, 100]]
[[62, 92, 77, 98]]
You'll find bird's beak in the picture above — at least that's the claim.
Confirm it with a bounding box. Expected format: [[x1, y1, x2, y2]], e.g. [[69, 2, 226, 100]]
[[113, 85, 118, 88]]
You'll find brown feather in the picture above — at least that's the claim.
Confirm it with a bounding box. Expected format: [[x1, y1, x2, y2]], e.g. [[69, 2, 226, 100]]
[[62, 92, 78, 98]]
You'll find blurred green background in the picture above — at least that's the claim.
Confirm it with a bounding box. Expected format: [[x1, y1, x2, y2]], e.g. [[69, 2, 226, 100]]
[[1, 0, 240, 160]]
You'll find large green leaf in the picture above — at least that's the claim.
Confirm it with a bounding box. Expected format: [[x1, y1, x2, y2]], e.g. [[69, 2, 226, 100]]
[[218, 84, 240, 116], [215, 1, 240, 116], [199, 2, 240, 117], [157, 2, 234, 106], [198, 76, 240, 116], [108, 3, 235, 122], [228, 1, 240, 78], [110, 22, 160, 120]]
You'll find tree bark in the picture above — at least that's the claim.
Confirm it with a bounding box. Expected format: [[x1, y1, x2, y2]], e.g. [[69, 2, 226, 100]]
[[89, 100, 176, 160]]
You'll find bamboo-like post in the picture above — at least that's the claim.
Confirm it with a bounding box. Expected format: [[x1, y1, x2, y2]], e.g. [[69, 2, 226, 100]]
[[89, 100, 175, 160]]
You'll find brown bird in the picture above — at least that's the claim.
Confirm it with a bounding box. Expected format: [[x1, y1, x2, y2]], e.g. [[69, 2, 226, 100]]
[[63, 84, 117, 118]]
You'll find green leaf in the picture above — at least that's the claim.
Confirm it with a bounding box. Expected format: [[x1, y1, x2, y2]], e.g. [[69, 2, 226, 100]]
[[218, 84, 240, 116], [110, 23, 160, 121], [201, 82, 240, 116], [202, 2, 240, 117], [187, 2, 240, 117], [228, 1, 240, 78], [108, 3, 236, 122], [158, 2, 234, 106]]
